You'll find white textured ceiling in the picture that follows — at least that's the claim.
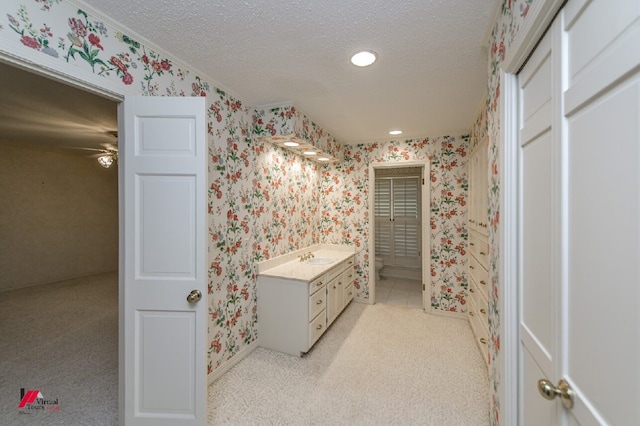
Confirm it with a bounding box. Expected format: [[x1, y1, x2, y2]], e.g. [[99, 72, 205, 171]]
[[82, 0, 495, 144]]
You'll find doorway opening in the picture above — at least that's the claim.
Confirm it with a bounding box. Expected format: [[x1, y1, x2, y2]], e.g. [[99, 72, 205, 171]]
[[369, 161, 430, 310], [0, 60, 120, 424], [374, 167, 422, 278]]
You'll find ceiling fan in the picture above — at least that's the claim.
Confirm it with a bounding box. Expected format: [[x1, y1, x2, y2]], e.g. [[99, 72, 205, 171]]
[[95, 145, 118, 168], [61, 131, 118, 168]]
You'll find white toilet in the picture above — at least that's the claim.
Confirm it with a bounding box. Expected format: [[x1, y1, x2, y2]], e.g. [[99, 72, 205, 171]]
[[374, 256, 384, 281]]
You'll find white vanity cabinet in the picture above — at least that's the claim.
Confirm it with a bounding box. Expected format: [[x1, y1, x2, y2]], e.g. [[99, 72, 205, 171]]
[[258, 254, 355, 356]]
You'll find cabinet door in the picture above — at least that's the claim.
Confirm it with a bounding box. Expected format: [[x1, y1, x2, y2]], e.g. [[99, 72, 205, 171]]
[[326, 278, 338, 326]]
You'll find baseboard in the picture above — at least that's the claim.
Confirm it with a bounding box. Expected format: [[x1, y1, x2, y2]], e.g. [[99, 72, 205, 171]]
[[0, 269, 118, 293], [427, 307, 468, 321], [354, 297, 373, 305], [380, 266, 421, 281], [208, 338, 260, 385]]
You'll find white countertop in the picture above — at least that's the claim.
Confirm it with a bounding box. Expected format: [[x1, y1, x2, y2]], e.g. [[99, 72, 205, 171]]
[[257, 244, 355, 282]]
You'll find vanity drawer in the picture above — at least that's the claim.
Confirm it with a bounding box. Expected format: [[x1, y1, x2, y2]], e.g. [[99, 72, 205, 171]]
[[468, 298, 489, 365], [468, 280, 479, 308], [309, 276, 326, 294], [309, 309, 326, 347], [469, 231, 489, 268], [344, 283, 354, 305], [476, 291, 488, 323], [345, 255, 355, 270], [468, 255, 488, 299], [342, 265, 355, 287], [309, 286, 326, 320]]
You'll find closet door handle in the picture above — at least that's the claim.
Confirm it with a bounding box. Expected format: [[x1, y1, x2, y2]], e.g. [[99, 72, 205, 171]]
[[186, 290, 202, 303]]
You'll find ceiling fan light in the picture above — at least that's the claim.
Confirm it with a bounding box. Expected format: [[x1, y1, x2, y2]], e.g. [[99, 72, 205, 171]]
[[351, 50, 377, 67], [97, 154, 114, 168]]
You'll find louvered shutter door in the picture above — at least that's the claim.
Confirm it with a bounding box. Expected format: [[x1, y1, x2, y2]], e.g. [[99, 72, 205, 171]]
[[375, 176, 421, 266], [393, 178, 420, 260], [374, 179, 392, 256]]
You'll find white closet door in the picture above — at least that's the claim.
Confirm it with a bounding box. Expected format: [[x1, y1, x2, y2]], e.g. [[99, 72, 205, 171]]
[[517, 0, 640, 424], [562, 0, 640, 424], [518, 22, 560, 426]]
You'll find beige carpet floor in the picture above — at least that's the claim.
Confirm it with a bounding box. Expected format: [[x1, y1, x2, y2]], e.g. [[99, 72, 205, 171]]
[[0, 272, 118, 426], [209, 303, 489, 425], [1, 274, 488, 425]]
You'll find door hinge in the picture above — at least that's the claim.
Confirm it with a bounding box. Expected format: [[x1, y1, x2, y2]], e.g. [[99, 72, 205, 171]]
[[422, 178, 425, 185], [422, 283, 426, 291]]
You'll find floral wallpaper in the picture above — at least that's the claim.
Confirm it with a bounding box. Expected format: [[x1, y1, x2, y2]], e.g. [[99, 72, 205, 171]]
[[485, 0, 534, 424], [470, 100, 488, 153], [3, 2, 183, 94], [321, 136, 470, 313], [254, 105, 343, 160], [0, 0, 322, 374]]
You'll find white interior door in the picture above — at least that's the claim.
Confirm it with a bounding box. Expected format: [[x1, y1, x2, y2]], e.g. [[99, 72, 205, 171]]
[[562, 0, 640, 423], [517, 0, 640, 424], [518, 20, 559, 426], [119, 96, 207, 426]]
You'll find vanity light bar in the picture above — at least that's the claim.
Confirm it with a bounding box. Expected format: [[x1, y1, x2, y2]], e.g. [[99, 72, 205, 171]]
[[261, 136, 338, 163]]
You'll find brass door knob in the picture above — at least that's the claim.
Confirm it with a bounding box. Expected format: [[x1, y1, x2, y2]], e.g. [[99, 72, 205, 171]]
[[186, 289, 202, 303], [538, 379, 574, 409]]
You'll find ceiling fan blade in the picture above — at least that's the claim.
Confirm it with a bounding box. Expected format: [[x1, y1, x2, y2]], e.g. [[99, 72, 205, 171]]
[[101, 142, 118, 151], [59, 146, 106, 152]]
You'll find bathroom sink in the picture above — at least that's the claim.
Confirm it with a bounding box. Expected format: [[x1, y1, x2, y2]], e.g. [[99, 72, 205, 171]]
[[306, 257, 335, 265]]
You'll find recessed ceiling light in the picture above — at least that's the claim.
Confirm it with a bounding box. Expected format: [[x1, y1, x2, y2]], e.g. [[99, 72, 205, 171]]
[[283, 141, 299, 147], [389, 130, 403, 135], [351, 50, 377, 67], [303, 151, 317, 156], [317, 157, 330, 162]]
